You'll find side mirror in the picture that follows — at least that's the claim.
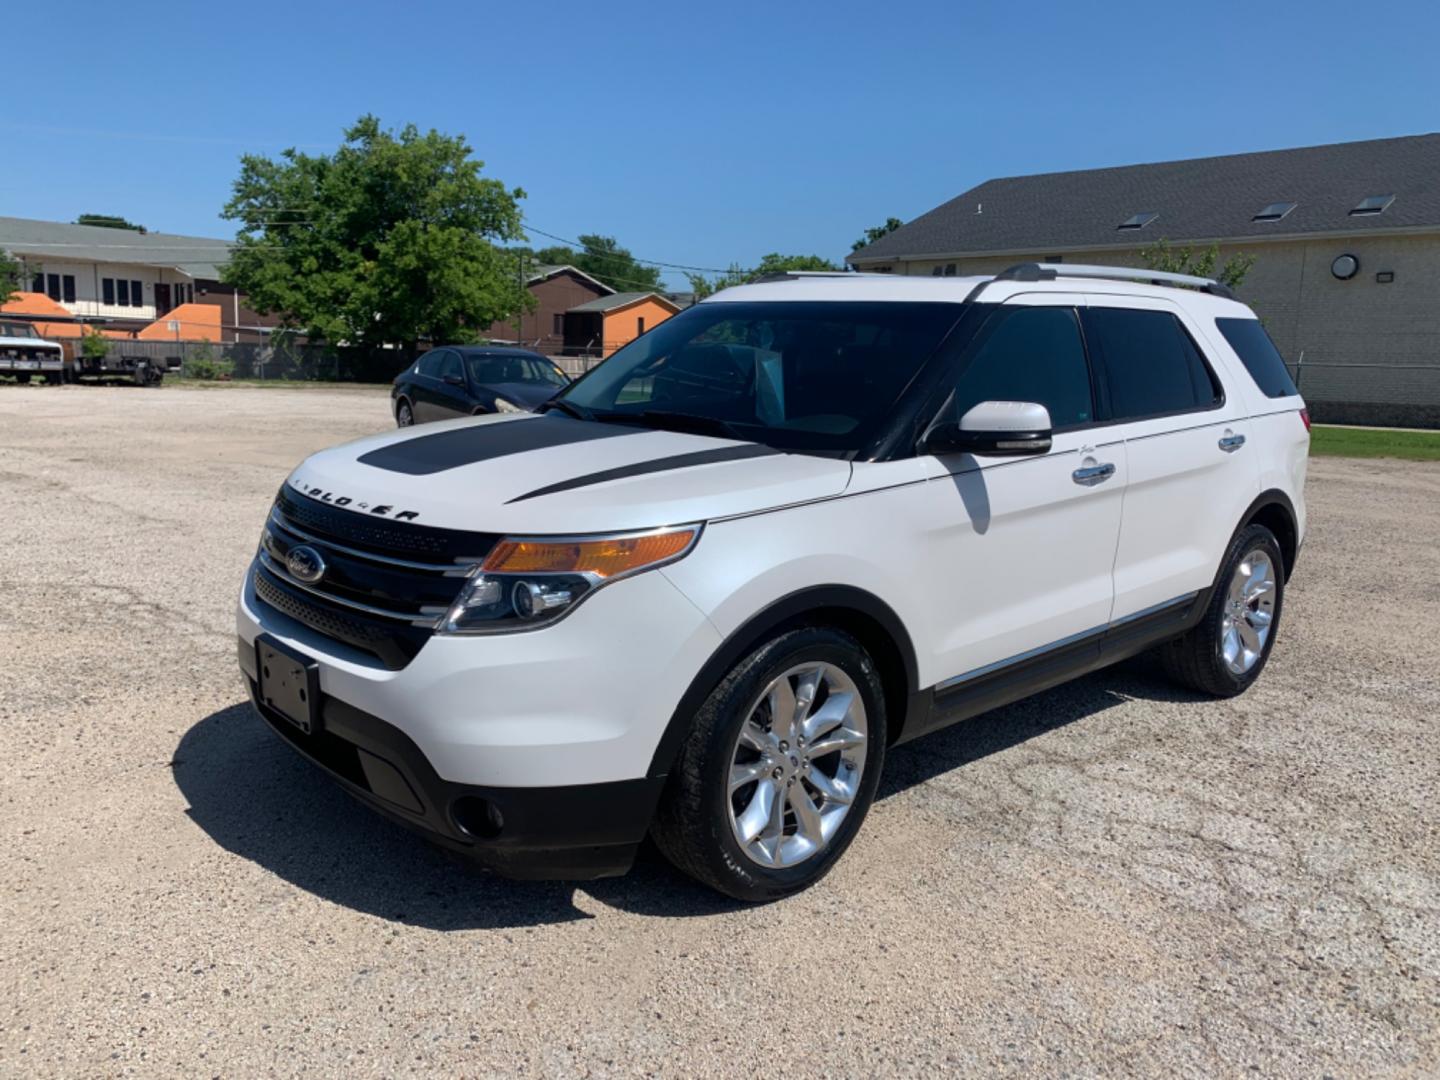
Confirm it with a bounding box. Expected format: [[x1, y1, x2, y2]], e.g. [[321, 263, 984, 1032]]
[[443, 374, 465, 387], [921, 400, 1053, 457]]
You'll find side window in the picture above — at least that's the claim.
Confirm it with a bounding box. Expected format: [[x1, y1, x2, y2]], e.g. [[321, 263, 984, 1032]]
[[951, 306, 1093, 429], [1083, 308, 1221, 421], [438, 351, 463, 382], [1215, 317, 1298, 399], [416, 350, 442, 377]]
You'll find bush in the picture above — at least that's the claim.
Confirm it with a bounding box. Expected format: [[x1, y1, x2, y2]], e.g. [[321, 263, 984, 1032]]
[[185, 341, 234, 380], [80, 326, 110, 362]]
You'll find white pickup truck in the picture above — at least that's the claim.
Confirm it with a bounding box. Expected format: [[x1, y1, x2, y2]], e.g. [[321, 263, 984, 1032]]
[[0, 320, 65, 384]]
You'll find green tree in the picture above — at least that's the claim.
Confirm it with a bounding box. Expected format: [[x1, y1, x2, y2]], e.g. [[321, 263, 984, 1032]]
[[685, 252, 840, 299], [0, 249, 20, 305], [526, 234, 664, 294], [1139, 238, 1254, 291], [80, 325, 111, 363], [76, 213, 147, 233], [851, 216, 903, 252], [221, 115, 528, 350]]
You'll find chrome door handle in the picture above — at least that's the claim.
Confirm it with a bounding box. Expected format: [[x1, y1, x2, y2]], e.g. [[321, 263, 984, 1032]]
[[1072, 462, 1116, 486], [1218, 433, 1246, 453]]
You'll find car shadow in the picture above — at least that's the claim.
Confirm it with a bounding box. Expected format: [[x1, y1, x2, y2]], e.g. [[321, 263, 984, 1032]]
[[173, 655, 1201, 929]]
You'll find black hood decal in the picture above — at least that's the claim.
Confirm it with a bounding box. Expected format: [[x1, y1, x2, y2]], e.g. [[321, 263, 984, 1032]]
[[358, 416, 643, 476], [506, 444, 780, 504]]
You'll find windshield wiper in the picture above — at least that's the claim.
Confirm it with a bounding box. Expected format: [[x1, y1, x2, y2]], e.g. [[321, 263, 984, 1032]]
[[597, 409, 751, 442], [539, 398, 594, 422]]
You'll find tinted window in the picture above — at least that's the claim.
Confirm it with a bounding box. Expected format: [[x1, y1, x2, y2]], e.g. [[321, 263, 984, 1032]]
[[560, 301, 962, 454], [951, 306, 1093, 429], [1215, 318, 1298, 399], [437, 351, 463, 381], [467, 354, 567, 386], [1084, 308, 1221, 421], [415, 350, 442, 377]]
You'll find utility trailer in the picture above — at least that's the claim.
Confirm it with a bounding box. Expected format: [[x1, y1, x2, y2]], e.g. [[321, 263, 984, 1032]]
[[0, 321, 65, 383], [71, 347, 180, 386]]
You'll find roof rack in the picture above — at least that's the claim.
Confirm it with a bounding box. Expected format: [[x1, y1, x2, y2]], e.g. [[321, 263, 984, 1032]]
[[750, 270, 890, 283], [990, 262, 1236, 300]]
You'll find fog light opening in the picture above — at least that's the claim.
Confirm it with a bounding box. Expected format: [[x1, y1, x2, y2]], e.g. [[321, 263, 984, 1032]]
[[451, 796, 504, 840]]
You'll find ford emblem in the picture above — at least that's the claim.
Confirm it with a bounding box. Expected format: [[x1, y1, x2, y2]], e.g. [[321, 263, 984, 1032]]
[[285, 545, 327, 584]]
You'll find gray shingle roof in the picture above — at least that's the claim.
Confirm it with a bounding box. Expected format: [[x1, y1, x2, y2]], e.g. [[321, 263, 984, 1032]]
[[848, 134, 1440, 264], [0, 216, 233, 277], [566, 291, 674, 313]]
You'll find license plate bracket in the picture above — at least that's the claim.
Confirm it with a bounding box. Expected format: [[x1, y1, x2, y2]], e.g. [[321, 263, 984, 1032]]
[[255, 635, 321, 735]]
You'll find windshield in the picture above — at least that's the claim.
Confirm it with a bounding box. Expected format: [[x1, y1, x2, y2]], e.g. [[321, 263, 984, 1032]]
[[557, 301, 963, 453], [1, 322, 39, 338], [466, 354, 567, 387]]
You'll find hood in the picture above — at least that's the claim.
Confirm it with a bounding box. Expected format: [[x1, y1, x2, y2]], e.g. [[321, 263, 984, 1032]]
[[287, 413, 851, 534], [484, 381, 560, 410]]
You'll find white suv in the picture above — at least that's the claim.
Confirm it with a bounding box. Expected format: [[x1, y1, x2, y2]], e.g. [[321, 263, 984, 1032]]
[[237, 264, 1309, 901]]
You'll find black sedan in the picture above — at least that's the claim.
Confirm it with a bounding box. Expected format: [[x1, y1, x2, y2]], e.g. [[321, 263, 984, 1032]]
[[392, 346, 571, 426]]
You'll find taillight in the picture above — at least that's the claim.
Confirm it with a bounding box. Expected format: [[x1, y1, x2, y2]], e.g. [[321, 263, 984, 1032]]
[[1299, 408, 1311, 432]]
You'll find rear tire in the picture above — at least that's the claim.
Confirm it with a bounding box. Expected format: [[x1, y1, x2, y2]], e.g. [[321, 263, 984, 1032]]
[[652, 626, 887, 902], [1159, 523, 1284, 697], [396, 399, 415, 427]]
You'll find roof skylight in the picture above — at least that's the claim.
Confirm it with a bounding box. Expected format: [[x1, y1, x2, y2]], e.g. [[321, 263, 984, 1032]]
[[1118, 211, 1159, 230], [1350, 195, 1395, 216], [1253, 201, 1296, 222]]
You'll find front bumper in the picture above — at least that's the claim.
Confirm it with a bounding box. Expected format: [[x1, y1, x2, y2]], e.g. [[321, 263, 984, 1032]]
[[235, 558, 722, 878], [240, 643, 663, 878]]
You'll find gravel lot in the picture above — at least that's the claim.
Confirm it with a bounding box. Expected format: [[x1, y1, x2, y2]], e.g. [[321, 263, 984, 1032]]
[[2, 384, 1438, 1077]]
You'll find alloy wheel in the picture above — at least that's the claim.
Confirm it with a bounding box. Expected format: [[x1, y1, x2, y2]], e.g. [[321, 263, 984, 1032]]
[[397, 401, 414, 427], [1220, 548, 1277, 675], [727, 662, 868, 868]]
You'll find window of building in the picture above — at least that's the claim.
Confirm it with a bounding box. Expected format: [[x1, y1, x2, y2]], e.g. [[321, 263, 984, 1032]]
[[62, 275, 76, 303], [1253, 201, 1296, 222], [552, 313, 564, 335], [1043, 255, 1064, 263], [1350, 194, 1395, 216], [951, 306, 1093, 430], [31, 272, 44, 293], [131, 280, 143, 307], [1082, 308, 1222, 421], [1215, 318, 1298, 399], [46, 273, 61, 301], [637, 316, 646, 336], [943, 264, 957, 277], [117, 279, 130, 306], [1118, 211, 1159, 230], [103, 278, 115, 305]]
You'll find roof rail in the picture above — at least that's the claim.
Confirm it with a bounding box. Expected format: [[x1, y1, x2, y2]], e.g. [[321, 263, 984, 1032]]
[[750, 270, 888, 283], [992, 262, 1236, 300]]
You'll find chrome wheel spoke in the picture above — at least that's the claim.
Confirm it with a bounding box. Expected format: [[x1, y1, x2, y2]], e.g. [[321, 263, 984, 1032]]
[[805, 767, 855, 807], [737, 719, 769, 752], [801, 691, 853, 744], [788, 784, 824, 846], [730, 760, 768, 794], [736, 778, 779, 845], [806, 726, 865, 759], [1237, 618, 1262, 654], [767, 678, 798, 740]]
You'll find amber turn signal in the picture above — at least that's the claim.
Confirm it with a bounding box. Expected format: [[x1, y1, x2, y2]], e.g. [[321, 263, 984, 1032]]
[[482, 528, 698, 579]]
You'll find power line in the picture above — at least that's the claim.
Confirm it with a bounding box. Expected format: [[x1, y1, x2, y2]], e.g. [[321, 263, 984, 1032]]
[[520, 220, 736, 275]]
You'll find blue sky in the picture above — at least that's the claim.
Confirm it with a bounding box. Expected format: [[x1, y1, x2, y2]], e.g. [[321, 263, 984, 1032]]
[[6, 0, 1438, 288]]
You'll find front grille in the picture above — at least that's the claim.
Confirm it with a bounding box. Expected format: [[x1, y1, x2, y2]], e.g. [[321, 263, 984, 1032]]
[[251, 488, 501, 668]]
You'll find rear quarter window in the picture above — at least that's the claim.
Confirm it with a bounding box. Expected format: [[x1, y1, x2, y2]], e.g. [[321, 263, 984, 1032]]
[[1082, 307, 1222, 422], [1215, 318, 1299, 399]]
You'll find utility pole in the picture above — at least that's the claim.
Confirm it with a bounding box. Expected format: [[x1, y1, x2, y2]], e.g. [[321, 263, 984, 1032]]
[[514, 249, 524, 345]]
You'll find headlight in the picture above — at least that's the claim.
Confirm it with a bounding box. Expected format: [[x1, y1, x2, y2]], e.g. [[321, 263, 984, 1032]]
[[438, 526, 700, 634], [493, 398, 526, 414]]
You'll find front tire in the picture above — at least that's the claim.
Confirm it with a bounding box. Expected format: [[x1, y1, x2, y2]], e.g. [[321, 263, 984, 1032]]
[[652, 626, 887, 902], [1159, 523, 1285, 697], [396, 399, 414, 427]]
